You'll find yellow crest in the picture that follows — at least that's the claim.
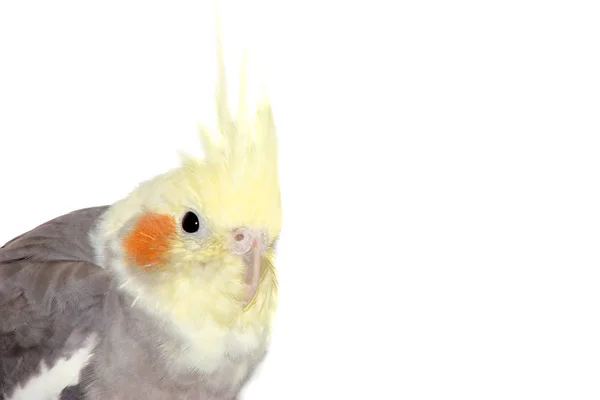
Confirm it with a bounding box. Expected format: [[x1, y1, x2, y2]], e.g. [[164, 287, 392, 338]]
[[181, 12, 282, 240]]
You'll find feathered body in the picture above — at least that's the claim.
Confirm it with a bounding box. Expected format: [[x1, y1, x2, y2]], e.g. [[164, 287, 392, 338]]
[[0, 14, 281, 400]]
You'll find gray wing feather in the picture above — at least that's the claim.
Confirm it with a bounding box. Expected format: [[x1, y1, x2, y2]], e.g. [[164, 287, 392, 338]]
[[0, 206, 111, 397], [0, 206, 106, 264]]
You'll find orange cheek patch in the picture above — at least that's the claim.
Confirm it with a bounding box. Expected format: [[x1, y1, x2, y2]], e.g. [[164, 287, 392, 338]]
[[122, 212, 177, 271]]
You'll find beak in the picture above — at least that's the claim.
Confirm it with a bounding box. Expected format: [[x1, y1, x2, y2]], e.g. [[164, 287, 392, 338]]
[[244, 241, 263, 304], [230, 228, 269, 305]]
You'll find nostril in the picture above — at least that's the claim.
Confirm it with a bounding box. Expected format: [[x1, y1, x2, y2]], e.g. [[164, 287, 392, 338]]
[[231, 228, 251, 255]]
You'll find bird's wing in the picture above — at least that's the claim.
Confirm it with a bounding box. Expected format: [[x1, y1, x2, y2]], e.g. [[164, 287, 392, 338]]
[[0, 206, 111, 400]]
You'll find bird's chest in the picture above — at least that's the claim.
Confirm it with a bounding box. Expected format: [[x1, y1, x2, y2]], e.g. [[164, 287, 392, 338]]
[[168, 328, 268, 394], [90, 312, 267, 399], [88, 341, 260, 400]]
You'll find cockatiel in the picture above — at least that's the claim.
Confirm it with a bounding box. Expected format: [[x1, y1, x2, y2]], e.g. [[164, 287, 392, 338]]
[[0, 15, 281, 400]]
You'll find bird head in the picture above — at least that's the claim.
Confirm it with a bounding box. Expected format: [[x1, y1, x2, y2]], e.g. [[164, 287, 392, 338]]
[[91, 20, 281, 340]]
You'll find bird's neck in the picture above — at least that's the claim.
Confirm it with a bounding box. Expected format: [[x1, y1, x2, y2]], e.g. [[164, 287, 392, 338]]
[[86, 284, 267, 398]]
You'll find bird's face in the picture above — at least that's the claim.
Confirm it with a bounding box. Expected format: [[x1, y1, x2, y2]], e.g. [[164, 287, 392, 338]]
[[100, 159, 281, 331]]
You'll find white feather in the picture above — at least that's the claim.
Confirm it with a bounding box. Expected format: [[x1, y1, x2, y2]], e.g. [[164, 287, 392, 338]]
[[6, 335, 97, 400]]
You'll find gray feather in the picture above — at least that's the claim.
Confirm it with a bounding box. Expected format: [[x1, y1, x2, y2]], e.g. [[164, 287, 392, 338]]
[[0, 207, 110, 398]]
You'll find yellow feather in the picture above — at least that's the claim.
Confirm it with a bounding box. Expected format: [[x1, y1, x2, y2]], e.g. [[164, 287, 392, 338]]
[[91, 8, 281, 372]]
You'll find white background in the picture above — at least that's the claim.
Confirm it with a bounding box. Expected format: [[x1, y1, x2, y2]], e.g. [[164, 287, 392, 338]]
[[1, 1, 600, 399]]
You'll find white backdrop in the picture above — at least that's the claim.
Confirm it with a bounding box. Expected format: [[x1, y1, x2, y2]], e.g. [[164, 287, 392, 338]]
[[1, 1, 599, 399]]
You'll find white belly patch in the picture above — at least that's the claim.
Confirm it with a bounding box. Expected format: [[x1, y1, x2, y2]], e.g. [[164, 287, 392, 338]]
[[7, 336, 96, 400]]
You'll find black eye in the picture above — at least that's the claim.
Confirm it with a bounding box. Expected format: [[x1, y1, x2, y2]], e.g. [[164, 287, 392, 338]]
[[182, 211, 200, 233]]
